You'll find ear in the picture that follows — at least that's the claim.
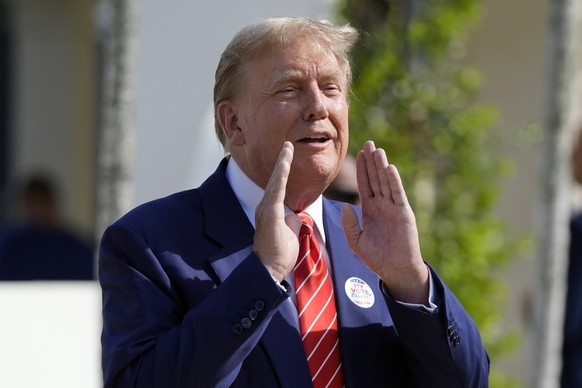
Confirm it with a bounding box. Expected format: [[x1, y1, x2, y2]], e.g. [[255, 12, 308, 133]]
[[217, 100, 245, 146]]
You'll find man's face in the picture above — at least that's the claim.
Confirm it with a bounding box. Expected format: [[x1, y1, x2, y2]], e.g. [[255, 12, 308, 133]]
[[227, 40, 349, 207]]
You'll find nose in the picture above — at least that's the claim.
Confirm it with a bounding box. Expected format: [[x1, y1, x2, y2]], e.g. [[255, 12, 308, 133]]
[[303, 84, 328, 121]]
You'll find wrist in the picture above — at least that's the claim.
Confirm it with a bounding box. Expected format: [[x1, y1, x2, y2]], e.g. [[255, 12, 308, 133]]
[[382, 263, 429, 305]]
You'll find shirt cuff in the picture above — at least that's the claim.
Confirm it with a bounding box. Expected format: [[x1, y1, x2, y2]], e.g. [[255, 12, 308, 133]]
[[271, 275, 289, 292], [381, 267, 439, 313]]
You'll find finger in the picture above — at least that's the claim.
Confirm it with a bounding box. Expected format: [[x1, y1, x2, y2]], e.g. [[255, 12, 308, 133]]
[[363, 140, 382, 197], [373, 147, 393, 199], [387, 164, 408, 206], [262, 142, 294, 207], [341, 203, 361, 253], [355, 149, 373, 198]]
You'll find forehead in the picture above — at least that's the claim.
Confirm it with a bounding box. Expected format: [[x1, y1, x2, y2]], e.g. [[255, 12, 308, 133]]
[[243, 40, 346, 83]]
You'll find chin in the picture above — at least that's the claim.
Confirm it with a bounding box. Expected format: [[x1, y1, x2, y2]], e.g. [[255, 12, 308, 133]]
[[289, 167, 335, 197], [300, 153, 337, 173]]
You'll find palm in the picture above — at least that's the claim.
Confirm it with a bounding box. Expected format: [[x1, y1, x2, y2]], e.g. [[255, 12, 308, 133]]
[[356, 194, 419, 275], [342, 141, 427, 303]]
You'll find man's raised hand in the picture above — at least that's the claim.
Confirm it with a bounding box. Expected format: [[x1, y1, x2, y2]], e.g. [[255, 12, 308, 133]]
[[341, 141, 429, 304], [253, 142, 302, 282]]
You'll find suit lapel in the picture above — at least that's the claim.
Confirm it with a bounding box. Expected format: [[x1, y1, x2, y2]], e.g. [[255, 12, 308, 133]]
[[323, 199, 387, 327], [323, 199, 393, 386], [199, 159, 256, 278]]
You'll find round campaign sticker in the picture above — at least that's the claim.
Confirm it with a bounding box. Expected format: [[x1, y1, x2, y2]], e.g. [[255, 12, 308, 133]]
[[344, 277, 375, 308]]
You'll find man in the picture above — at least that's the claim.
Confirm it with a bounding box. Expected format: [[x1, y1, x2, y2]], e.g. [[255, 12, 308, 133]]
[[100, 17, 489, 387]]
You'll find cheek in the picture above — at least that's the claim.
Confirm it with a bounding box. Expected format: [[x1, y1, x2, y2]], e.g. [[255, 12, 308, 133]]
[[335, 116, 349, 149], [330, 100, 349, 128]]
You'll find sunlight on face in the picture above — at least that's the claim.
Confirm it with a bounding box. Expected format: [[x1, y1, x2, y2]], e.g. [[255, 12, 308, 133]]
[[229, 39, 350, 207]]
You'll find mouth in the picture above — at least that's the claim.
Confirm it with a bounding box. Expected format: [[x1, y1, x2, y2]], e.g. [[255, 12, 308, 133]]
[[297, 135, 330, 144]]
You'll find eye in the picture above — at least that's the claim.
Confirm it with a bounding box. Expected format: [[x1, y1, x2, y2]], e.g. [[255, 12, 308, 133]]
[[276, 86, 298, 95], [322, 84, 341, 95]]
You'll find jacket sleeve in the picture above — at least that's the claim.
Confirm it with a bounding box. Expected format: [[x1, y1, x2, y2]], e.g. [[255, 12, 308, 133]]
[[99, 223, 288, 388], [384, 266, 490, 388]]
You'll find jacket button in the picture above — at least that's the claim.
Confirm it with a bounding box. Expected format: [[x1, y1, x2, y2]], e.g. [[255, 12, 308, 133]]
[[241, 317, 252, 329], [232, 324, 243, 335], [254, 300, 265, 311], [453, 336, 461, 347], [249, 309, 258, 321]]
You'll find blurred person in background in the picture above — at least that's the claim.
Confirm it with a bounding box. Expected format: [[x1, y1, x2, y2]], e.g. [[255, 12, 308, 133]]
[[0, 174, 94, 280], [562, 129, 582, 387]]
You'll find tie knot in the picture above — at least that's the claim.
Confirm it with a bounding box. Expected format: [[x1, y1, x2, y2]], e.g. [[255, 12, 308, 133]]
[[298, 211, 314, 236]]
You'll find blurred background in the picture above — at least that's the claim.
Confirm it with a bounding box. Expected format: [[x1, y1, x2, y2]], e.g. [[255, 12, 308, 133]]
[[0, 0, 580, 387]]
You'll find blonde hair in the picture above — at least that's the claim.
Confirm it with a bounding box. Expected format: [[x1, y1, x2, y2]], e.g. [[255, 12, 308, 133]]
[[213, 17, 359, 150]]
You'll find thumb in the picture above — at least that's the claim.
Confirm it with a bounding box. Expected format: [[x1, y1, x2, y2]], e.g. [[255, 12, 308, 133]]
[[341, 203, 361, 252]]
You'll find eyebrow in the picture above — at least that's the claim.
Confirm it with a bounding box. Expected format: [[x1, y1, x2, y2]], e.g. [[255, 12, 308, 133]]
[[266, 67, 345, 91], [266, 69, 304, 90]]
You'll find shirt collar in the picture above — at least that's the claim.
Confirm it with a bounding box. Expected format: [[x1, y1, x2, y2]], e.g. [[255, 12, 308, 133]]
[[225, 158, 326, 243]]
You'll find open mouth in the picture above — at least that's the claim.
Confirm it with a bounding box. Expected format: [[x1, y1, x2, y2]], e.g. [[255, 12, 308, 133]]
[[299, 136, 330, 143]]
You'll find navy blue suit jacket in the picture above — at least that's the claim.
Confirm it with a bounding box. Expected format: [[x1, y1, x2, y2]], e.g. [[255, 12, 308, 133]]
[[99, 159, 489, 387]]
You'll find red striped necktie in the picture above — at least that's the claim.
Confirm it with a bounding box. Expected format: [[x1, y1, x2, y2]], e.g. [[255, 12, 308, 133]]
[[294, 211, 344, 388]]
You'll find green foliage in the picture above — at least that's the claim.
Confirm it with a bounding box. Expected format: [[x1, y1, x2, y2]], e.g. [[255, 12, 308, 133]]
[[336, 0, 521, 385]]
